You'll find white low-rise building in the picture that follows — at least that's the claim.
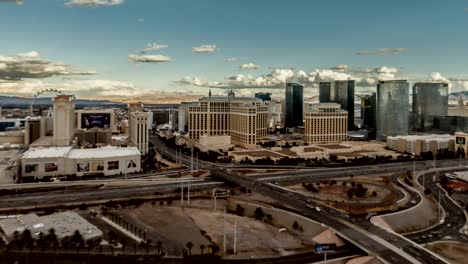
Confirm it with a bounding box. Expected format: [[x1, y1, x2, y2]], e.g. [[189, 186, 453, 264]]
[[21, 146, 141, 180], [387, 134, 455, 156], [0, 211, 103, 244]]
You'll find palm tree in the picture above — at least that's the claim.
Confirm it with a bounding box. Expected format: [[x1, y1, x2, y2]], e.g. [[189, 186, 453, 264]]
[[145, 239, 152, 255], [186, 241, 193, 256], [156, 240, 163, 256], [200, 244, 205, 255], [22, 229, 33, 249], [46, 228, 57, 246]]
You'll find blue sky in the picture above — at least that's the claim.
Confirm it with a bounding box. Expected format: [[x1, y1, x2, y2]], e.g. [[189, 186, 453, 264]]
[[1, 0, 468, 101]]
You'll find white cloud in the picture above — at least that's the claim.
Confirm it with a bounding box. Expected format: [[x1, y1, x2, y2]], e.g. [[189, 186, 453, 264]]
[[240, 63, 259, 70], [430, 72, 450, 83], [0, 79, 140, 97], [330, 64, 348, 71], [142, 43, 168, 52], [16, 51, 40, 58], [0, 0, 24, 5], [65, 0, 124, 7], [176, 66, 402, 90], [0, 52, 95, 80], [225, 57, 238, 62], [128, 54, 173, 63], [192, 44, 217, 53], [429, 72, 468, 92], [356, 48, 408, 55]]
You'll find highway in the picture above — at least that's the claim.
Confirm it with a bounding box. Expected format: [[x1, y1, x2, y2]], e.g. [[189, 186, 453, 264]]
[[0, 178, 222, 211], [212, 169, 446, 264], [406, 171, 468, 243], [0, 136, 462, 263]]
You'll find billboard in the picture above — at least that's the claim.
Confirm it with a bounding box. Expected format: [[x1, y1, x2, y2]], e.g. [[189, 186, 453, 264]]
[[25, 164, 38, 173], [456, 137, 466, 145], [91, 161, 104, 171], [314, 243, 336, 253], [45, 163, 58, 172], [107, 161, 119, 170], [81, 113, 111, 129], [77, 163, 89, 172]]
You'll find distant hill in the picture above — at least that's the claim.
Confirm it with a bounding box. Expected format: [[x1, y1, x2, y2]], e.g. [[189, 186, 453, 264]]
[[0, 96, 125, 108]]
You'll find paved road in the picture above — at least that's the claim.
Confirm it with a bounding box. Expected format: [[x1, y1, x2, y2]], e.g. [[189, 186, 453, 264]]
[[212, 169, 446, 264], [0, 179, 222, 211], [406, 171, 468, 243]]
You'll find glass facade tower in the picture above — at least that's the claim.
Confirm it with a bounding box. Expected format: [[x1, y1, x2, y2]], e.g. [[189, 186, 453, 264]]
[[319, 80, 355, 130], [412, 82, 449, 116], [376, 80, 409, 140], [285, 83, 304, 128]]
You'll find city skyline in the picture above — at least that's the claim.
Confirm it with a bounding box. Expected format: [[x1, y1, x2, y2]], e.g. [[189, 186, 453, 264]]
[[1, 0, 468, 102]]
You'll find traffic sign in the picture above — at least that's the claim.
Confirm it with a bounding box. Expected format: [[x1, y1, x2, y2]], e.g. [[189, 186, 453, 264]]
[[212, 188, 228, 198], [314, 243, 336, 253]]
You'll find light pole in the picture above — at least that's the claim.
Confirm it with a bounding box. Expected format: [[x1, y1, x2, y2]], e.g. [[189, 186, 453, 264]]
[[180, 180, 184, 206], [223, 206, 227, 253], [233, 218, 237, 254]]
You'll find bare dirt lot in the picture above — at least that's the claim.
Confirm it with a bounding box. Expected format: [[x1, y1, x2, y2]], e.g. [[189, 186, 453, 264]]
[[116, 204, 307, 257], [286, 179, 400, 214], [425, 241, 468, 264]]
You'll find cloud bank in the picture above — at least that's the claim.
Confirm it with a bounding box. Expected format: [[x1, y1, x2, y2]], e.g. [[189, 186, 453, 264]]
[[0, 52, 95, 80], [65, 0, 124, 7], [240, 63, 259, 69], [128, 54, 173, 63], [192, 44, 217, 53], [356, 48, 408, 55]]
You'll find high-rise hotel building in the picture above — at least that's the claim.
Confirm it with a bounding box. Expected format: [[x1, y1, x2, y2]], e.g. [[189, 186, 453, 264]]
[[376, 80, 409, 140], [304, 103, 348, 143], [188, 92, 268, 148], [128, 105, 149, 154], [319, 80, 355, 130]]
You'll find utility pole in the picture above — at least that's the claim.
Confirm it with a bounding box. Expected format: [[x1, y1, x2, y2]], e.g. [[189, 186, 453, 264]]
[[190, 147, 194, 174], [438, 189, 442, 222], [187, 179, 190, 206], [181, 180, 184, 206], [233, 218, 237, 254], [434, 153, 437, 169], [223, 206, 227, 253]]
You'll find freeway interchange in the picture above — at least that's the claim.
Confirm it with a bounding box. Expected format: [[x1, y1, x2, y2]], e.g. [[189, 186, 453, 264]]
[[1, 135, 467, 263], [150, 135, 468, 263]]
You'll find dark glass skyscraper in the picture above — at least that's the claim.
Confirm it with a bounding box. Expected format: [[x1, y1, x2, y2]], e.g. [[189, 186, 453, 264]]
[[255, 92, 272, 101], [376, 80, 409, 140], [319, 82, 332, 103], [361, 92, 376, 130], [319, 80, 355, 130], [285, 83, 303, 128], [412, 82, 449, 116]]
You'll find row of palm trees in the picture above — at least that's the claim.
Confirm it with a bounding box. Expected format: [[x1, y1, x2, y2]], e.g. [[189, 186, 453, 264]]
[[183, 241, 220, 257], [10, 228, 92, 249]]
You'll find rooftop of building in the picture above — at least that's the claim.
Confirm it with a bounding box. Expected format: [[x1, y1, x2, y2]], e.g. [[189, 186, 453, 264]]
[[22, 145, 141, 160], [67, 146, 141, 159], [378, 80, 408, 84], [387, 134, 454, 141], [22, 146, 73, 159], [413, 82, 449, 86], [53, 95, 75, 101], [0, 211, 102, 241], [198, 96, 261, 102]]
